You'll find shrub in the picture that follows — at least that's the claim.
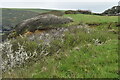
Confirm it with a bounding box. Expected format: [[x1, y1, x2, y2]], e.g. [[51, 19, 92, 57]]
[[65, 10, 92, 14]]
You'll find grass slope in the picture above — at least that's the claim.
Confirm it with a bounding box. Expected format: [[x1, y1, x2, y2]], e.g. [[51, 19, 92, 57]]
[[2, 13, 118, 78]]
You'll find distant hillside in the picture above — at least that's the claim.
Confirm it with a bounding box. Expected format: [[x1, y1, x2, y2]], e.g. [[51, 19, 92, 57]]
[[9, 8, 53, 13], [102, 6, 120, 16], [1, 8, 52, 32]]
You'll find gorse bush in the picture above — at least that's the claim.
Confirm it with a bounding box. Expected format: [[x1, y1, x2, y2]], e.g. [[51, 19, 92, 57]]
[[11, 37, 28, 52], [1, 40, 38, 71]]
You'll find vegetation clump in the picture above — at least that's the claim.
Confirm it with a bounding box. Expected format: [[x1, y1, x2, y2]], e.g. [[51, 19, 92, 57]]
[[65, 10, 92, 14]]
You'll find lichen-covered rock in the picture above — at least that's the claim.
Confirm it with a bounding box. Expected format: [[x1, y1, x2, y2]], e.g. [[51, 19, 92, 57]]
[[15, 14, 73, 35]]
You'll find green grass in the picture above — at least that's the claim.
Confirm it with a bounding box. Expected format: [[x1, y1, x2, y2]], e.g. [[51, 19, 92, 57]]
[[3, 39, 118, 78], [64, 14, 118, 24]]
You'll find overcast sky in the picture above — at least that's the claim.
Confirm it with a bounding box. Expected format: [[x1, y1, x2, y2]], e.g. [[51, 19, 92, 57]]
[[0, 0, 119, 13]]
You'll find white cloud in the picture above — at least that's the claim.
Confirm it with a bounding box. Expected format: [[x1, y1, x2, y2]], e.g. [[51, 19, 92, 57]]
[[1, 0, 119, 2], [0, 2, 118, 13]]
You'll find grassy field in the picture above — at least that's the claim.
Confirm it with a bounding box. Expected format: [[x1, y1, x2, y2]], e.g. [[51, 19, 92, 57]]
[[64, 14, 118, 24], [63, 14, 118, 32], [2, 13, 118, 78]]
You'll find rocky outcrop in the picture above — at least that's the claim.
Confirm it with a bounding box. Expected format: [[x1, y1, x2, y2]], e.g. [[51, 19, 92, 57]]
[[102, 6, 120, 16], [15, 14, 73, 35]]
